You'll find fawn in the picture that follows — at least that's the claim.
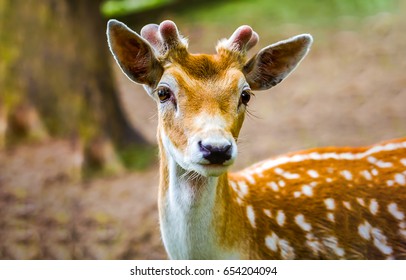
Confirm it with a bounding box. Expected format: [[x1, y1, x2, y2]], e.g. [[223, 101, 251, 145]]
[[107, 19, 406, 259]]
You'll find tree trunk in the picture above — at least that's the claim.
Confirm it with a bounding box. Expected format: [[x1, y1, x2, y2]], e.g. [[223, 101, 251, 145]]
[[0, 0, 147, 148]]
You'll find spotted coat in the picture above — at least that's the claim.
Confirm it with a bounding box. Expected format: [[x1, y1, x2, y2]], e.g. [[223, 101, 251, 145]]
[[227, 138, 406, 259]]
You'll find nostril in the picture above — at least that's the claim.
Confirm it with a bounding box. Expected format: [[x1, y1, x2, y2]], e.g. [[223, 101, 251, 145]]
[[199, 141, 231, 153], [199, 141, 233, 164], [198, 141, 211, 153], [223, 144, 232, 153]]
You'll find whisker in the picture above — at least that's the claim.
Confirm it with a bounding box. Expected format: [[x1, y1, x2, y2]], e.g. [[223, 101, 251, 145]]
[[246, 107, 261, 120]]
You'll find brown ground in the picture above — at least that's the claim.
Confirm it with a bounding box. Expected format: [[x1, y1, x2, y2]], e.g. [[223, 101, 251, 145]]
[[1, 13, 405, 259]]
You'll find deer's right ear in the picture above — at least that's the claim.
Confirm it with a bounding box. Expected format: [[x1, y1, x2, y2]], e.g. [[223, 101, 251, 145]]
[[107, 20, 163, 87], [243, 34, 313, 91]]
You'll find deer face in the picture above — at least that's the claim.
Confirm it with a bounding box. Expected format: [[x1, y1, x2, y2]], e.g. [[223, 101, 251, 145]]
[[107, 20, 312, 177], [155, 58, 248, 176]]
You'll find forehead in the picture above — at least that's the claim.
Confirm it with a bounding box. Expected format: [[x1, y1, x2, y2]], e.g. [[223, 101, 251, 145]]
[[162, 53, 247, 94]]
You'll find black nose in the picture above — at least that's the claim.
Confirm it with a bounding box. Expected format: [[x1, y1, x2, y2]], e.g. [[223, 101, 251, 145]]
[[199, 141, 232, 164]]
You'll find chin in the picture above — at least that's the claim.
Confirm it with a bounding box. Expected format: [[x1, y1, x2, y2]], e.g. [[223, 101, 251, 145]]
[[191, 163, 232, 177]]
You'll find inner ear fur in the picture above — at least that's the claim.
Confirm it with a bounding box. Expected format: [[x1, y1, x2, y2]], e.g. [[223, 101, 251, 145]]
[[107, 20, 163, 87], [243, 34, 313, 91]]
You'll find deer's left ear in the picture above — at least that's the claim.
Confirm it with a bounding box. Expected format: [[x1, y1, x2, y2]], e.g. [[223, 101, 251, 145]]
[[107, 20, 163, 87], [243, 34, 313, 91]]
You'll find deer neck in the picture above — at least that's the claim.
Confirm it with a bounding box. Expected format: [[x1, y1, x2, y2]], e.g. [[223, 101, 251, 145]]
[[157, 135, 242, 259]]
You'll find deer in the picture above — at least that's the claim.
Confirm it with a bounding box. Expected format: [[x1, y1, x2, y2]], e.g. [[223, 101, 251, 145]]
[[107, 19, 406, 260]]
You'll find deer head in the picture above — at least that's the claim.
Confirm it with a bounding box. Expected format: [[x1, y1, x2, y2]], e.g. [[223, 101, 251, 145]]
[[107, 20, 312, 177]]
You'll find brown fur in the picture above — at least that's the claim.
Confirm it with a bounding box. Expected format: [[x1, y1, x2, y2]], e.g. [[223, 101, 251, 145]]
[[219, 138, 406, 259], [158, 61, 246, 152]]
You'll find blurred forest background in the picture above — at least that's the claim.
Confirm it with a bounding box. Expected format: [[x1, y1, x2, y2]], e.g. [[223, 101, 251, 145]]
[[0, 0, 405, 259]]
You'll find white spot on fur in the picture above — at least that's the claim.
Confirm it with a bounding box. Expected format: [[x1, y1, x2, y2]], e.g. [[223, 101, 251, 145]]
[[387, 203, 404, 220], [276, 210, 286, 226], [274, 167, 300, 179], [367, 156, 377, 164], [369, 199, 379, 215], [321, 153, 340, 160], [324, 198, 335, 210], [340, 153, 355, 160], [230, 181, 248, 200], [236, 197, 243, 205], [343, 201, 352, 210], [294, 191, 301, 198], [327, 212, 335, 222], [278, 180, 286, 187], [283, 172, 300, 179], [371, 169, 378, 176], [274, 168, 283, 175], [357, 198, 366, 207], [387, 180, 394, 187], [394, 173, 406, 185], [305, 233, 322, 255], [400, 229, 406, 239], [230, 181, 239, 193], [237, 197, 243, 205], [246, 205, 256, 228], [302, 184, 313, 197], [322, 236, 345, 257], [358, 221, 372, 240], [238, 181, 249, 197], [307, 170, 319, 178], [371, 228, 393, 255], [278, 239, 295, 260], [326, 178, 333, 183], [265, 232, 278, 252], [264, 209, 272, 218], [341, 170, 353, 180], [267, 181, 279, 192], [368, 156, 393, 168], [361, 170, 372, 180], [295, 214, 312, 232], [309, 152, 322, 160], [401, 159, 406, 166], [264, 232, 295, 259], [243, 174, 256, 184], [376, 160, 393, 168], [295, 154, 312, 162], [358, 220, 394, 255]]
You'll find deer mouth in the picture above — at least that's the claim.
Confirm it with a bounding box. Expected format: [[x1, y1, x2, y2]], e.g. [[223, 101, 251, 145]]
[[193, 162, 233, 177]]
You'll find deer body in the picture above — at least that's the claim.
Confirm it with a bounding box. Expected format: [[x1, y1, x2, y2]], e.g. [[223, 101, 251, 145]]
[[160, 136, 406, 259], [107, 20, 406, 259]]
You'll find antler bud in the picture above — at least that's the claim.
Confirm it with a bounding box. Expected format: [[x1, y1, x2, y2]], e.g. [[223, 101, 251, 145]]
[[140, 23, 160, 49], [159, 20, 182, 47], [217, 25, 259, 54], [141, 20, 187, 55]]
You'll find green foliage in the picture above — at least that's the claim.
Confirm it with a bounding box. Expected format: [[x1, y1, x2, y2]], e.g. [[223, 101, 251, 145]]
[[83, 144, 157, 179], [175, 0, 399, 28], [101, 0, 175, 17], [100, 0, 399, 27], [119, 145, 158, 170]]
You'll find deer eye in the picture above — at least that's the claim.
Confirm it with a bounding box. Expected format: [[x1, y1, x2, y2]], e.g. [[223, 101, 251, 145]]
[[240, 90, 251, 106], [156, 86, 172, 103]]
